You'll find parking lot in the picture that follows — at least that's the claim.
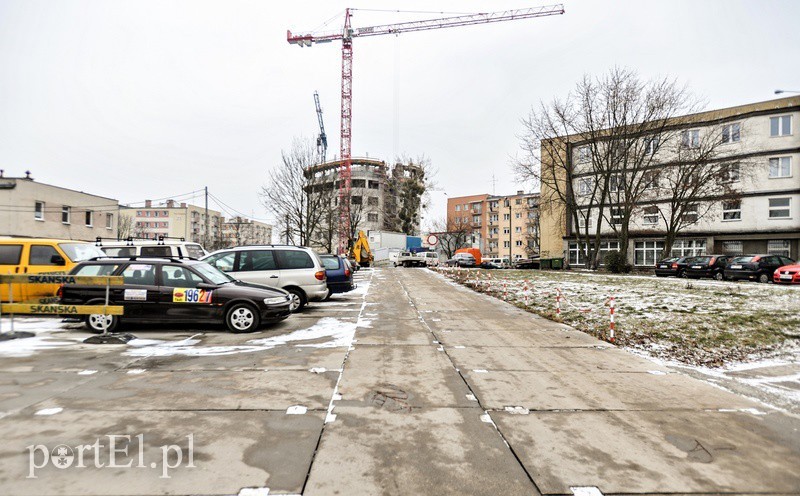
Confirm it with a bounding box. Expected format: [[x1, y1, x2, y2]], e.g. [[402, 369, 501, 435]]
[[1, 267, 799, 495]]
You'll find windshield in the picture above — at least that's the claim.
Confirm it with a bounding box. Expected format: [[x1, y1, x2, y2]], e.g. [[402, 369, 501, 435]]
[[59, 243, 106, 262], [193, 262, 235, 285], [691, 256, 712, 263], [731, 256, 755, 263], [185, 244, 206, 259], [321, 257, 340, 270]]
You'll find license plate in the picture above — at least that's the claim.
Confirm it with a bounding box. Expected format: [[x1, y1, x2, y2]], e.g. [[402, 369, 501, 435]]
[[730, 265, 742, 269], [692, 265, 702, 269], [780, 274, 793, 280], [659, 265, 667, 268]]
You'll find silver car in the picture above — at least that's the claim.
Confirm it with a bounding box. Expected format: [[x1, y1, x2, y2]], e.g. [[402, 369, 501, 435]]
[[202, 245, 329, 311]]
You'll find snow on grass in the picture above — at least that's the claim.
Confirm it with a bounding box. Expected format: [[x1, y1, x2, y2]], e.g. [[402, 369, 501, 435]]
[[436, 268, 800, 367]]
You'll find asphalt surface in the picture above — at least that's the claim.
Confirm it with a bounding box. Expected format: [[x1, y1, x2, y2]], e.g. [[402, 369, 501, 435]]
[[0, 267, 798, 495]]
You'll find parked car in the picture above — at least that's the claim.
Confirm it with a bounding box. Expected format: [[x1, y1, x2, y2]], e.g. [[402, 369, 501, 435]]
[[202, 245, 329, 312], [416, 251, 440, 267], [320, 254, 355, 297], [684, 255, 731, 280], [0, 238, 106, 302], [514, 258, 540, 269], [395, 251, 426, 267], [774, 262, 800, 284], [96, 237, 207, 259], [481, 257, 511, 269], [654, 256, 691, 278], [445, 253, 477, 268], [59, 257, 292, 333], [726, 254, 795, 283]]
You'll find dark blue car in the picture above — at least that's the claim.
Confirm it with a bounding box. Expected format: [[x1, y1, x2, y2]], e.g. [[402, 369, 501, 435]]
[[320, 254, 355, 298]]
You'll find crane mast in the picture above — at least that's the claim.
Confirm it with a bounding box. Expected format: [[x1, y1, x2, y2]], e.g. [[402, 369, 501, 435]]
[[288, 4, 565, 254], [313, 91, 328, 163]]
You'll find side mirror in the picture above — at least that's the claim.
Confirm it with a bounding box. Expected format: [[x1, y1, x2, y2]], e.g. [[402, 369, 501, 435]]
[[197, 282, 219, 290], [50, 254, 66, 265]]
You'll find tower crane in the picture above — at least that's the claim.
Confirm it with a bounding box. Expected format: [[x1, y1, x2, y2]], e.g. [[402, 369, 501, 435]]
[[288, 4, 565, 254], [313, 91, 327, 163]]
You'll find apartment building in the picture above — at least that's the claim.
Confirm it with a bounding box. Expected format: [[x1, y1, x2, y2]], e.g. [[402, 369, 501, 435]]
[[446, 191, 539, 259], [0, 173, 119, 240], [120, 199, 223, 246], [539, 95, 800, 266], [220, 217, 273, 247]]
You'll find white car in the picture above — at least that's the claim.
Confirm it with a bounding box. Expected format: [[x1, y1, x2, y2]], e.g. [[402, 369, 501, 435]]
[[96, 238, 207, 259], [416, 251, 440, 267], [202, 245, 329, 312]]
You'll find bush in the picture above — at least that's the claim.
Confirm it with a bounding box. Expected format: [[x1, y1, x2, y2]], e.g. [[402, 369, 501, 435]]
[[604, 250, 631, 273]]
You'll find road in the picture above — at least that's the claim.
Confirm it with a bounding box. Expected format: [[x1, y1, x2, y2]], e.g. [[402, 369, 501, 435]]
[[0, 267, 798, 495]]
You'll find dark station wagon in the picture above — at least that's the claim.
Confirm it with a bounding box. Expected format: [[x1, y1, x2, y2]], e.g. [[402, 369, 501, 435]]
[[59, 257, 292, 333]]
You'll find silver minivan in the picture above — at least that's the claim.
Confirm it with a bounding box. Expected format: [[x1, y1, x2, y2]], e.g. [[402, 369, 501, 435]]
[[202, 245, 329, 312]]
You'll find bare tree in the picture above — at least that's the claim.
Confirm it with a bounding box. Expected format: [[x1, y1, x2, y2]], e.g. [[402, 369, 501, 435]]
[[515, 68, 704, 268], [431, 216, 471, 259], [260, 138, 335, 246], [116, 212, 135, 240]]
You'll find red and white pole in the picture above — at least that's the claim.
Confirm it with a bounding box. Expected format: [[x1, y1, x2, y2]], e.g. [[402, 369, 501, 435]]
[[556, 288, 562, 316], [609, 296, 616, 343], [523, 281, 529, 306], [503, 281, 507, 299]]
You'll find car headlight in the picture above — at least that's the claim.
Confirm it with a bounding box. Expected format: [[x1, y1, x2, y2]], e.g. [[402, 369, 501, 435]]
[[264, 296, 289, 305]]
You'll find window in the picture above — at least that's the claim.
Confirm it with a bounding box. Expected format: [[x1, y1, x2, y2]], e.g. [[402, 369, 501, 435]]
[[516, 240, 523, 247], [503, 214, 510, 221], [643, 171, 660, 190], [724, 162, 740, 182], [141, 246, 171, 257], [106, 213, 113, 229], [34, 201, 44, 220], [577, 145, 590, 162], [351, 196, 362, 205], [568, 241, 619, 266], [610, 207, 623, 225], [515, 226, 521, 233], [574, 211, 591, 230], [154, 211, 159, 217], [472, 215, 481, 224], [670, 239, 706, 257], [0, 244, 23, 265], [367, 213, 379, 222], [681, 129, 700, 148], [472, 204, 482, 213], [682, 204, 698, 223], [455, 205, 461, 211], [578, 177, 594, 196], [367, 197, 379, 206], [160, 266, 204, 288], [609, 174, 624, 193], [644, 136, 659, 155], [503, 228, 510, 234], [722, 123, 741, 143], [205, 252, 236, 272], [85, 211, 93, 227], [73, 264, 119, 276], [515, 213, 521, 219], [277, 250, 314, 269], [634, 241, 665, 266], [503, 241, 510, 248], [722, 200, 741, 221], [122, 264, 156, 286], [61, 206, 71, 224], [722, 241, 743, 255], [28, 245, 60, 265], [767, 240, 791, 258], [368, 181, 380, 189], [146, 211, 150, 217], [103, 247, 135, 257], [643, 206, 659, 225], [769, 157, 792, 178], [768, 197, 791, 218], [236, 250, 277, 271], [770, 115, 792, 136], [489, 214, 498, 223], [515, 199, 521, 205]]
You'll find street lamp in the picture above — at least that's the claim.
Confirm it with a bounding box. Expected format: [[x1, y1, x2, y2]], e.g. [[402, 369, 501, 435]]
[[774, 89, 800, 94]]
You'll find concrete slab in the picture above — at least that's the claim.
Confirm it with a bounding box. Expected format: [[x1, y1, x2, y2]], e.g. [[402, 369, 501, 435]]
[[354, 318, 433, 346], [435, 328, 607, 348], [0, 372, 95, 413], [464, 369, 757, 411], [305, 406, 539, 496], [337, 345, 474, 408], [0, 409, 324, 496], [446, 345, 668, 373], [424, 311, 570, 333], [494, 410, 800, 494], [30, 370, 337, 411]]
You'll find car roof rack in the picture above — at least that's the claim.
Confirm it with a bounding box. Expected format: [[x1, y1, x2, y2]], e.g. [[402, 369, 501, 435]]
[[85, 255, 198, 262], [157, 235, 187, 245]]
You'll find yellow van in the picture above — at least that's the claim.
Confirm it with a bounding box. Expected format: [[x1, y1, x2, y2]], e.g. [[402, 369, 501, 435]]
[[0, 239, 106, 302]]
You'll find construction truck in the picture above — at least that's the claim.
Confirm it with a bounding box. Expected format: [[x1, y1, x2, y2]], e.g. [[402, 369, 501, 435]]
[[350, 230, 373, 267]]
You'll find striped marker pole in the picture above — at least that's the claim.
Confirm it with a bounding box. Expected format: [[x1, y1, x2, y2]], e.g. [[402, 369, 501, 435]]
[[523, 281, 529, 306], [555, 288, 562, 316], [609, 296, 616, 343], [503, 281, 507, 299]]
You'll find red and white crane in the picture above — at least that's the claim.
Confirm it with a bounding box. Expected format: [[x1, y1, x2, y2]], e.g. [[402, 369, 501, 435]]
[[288, 5, 565, 253]]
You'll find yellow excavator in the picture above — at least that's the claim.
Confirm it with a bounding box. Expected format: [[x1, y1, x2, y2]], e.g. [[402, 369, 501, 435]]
[[350, 230, 372, 267]]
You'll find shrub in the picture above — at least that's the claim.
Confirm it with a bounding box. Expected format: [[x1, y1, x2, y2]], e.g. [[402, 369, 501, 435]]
[[604, 250, 631, 273]]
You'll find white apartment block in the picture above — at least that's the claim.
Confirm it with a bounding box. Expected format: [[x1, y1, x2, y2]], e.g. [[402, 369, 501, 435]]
[[121, 199, 223, 246]]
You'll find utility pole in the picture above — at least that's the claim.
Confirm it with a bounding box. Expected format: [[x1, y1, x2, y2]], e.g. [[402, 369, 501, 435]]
[[508, 202, 513, 264], [204, 186, 209, 248], [285, 214, 290, 244]]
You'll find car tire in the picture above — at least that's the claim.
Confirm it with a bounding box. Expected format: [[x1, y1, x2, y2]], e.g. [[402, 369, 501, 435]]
[[714, 272, 724, 281], [758, 273, 770, 284], [677, 270, 686, 279], [85, 312, 119, 334], [286, 288, 307, 312], [225, 303, 260, 333]]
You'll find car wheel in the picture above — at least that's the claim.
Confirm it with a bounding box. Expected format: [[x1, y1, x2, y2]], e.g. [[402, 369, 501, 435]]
[[85, 313, 119, 334], [225, 303, 260, 333], [758, 273, 770, 284], [714, 272, 724, 281], [677, 270, 686, 279], [286, 288, 307, 312]]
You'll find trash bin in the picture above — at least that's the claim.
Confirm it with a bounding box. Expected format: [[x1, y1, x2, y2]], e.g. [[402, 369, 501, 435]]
[[540, 258, 552, 270], [551, 258, 564, 270]]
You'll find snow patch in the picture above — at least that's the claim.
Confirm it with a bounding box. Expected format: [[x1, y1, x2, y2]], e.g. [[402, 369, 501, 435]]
[[35, 407, 63, 416], [571, 487, 604, 496], [286, 405, 307, 415], [78, 370, 98, 375]]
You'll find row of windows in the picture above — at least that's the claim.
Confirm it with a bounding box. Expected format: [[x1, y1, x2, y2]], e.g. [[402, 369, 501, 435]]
[[33, 201, 113, 229], [136, 221, 169, 228], [136, 210, 170, 217], [633, 239, 793, 265]]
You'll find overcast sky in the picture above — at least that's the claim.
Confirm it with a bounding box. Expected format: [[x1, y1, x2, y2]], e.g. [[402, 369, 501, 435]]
[[1, 0, 798, 234]]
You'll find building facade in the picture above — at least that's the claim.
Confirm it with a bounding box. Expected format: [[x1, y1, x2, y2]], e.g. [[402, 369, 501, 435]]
[[0, 173, 119, 240], [539, 96, 800, 266], [120, 199, 223, 247], [447, 191, 539, 259], [220, 217, 273, 247]]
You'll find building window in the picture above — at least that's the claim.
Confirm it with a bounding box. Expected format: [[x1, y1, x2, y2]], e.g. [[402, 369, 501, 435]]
[[515, 199, 521, 205], [61, 206, 71, 224], [455, 205, 461, 211], [34, 201, 44, 220], [574, 211, 591, 230], [367, 197, 379, 206], [770, 115, 792, 136], [643, 171, 660, 190], [609, 174, 623, 193], [767, 240, 791, 257], [85, 211, 93, 227], [644, 136, 659, 155], [682, 204, 698, 223], [578, 177, 594, 196], [515, 213, 521, 219], [106, 214, 113, 229], [503, 214, 510, 221], [489, 214, 498, 223], [670, 239, 706, 257], [722, 123, 741, 143], [610, 207, 623, 225], [503, 241, 510, 248], [722, 200, 741, 221], [503, 228, 510, 234], [768, 197, 791, 218], [722, 241, 743, 255], [472, 204, 482, 213], [568, 241, 619, 266], [634, 241, 664, 266], [154, 211, 159, 217], [352, 196, 362, 205], [472, 215, 481, 224], [681, 129, 700, 148], [768, 157, 792, 178], [515, 226, 521, 233], [367, 213, 379, 222], [577, 145, 590, 162], [643, 206, 659, 225], [515, 240, 523, 247], [724, 162, 740, 182]]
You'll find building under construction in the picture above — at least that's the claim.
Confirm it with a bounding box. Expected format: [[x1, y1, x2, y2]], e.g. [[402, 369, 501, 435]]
[[304, 157, 425, 250]]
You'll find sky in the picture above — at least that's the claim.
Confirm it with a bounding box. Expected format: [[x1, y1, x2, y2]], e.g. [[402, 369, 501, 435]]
[[1, 0, 799, 235]]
